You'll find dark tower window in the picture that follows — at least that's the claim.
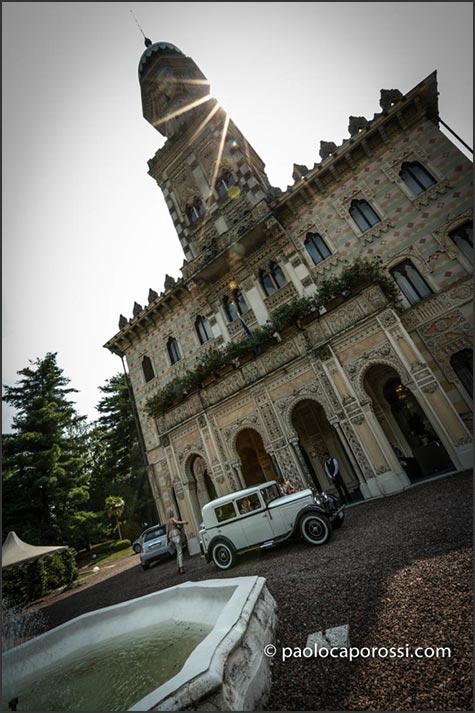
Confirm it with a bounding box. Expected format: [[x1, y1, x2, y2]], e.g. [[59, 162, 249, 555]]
[[187, 197, 205, 225], [142, 355, 155, 383], [450, 349, 473, 396], [304, 232, 331, 265], [167, 336, 182, 364], [390, 260, 432, 305], [216, 171, 236, 198], [399, 161, 436, 195], [349, 199, 381, 232], [195, 315, 213, 344], [449, 221, 473, 263]]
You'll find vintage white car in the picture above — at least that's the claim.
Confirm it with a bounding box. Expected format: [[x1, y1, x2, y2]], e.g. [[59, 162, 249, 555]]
[[199, 481, 344, 570]]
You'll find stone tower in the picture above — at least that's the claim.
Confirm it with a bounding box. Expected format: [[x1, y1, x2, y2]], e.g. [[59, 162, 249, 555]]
[[106, 43, 472, 544], [138, 40, 275, 265]]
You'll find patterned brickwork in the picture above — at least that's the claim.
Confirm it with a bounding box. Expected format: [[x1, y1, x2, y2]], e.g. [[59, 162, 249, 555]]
[[104, 66, 472, 520]]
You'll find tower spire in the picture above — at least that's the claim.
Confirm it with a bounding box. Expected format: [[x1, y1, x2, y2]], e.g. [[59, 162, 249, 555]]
[[130, 9, 151, 47]]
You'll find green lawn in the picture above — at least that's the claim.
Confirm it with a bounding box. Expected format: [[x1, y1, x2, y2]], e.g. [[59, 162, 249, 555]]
[[76, 540, 134, 571]]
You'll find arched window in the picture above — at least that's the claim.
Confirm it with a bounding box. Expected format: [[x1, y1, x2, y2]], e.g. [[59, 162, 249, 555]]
[[223, 290, 248, 321], [260, 263, 287, 296], [167, 336, 182, 364], [270, 261, 287, 288], [216, 171, 236, 198], [399, 161, 436, 196], [186, 197, 205, 225], [390, 260, 432, 305], [195, 315, 213, 344], [260, 269, 277, 296], [223, 295, 238, 322], [450, 349, 473, 396], [449, 221, 473, 263], [349, 199, 381, 232], [234, 290, 249, 315], [304, 232, 331, 265], [142, 355, 155, 383]]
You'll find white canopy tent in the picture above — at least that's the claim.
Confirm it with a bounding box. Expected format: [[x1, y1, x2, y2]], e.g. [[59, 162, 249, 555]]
[[2, 531, 67, 569]]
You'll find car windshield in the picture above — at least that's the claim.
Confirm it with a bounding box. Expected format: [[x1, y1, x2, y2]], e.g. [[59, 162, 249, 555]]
[[261, 483, 281, 505], [144, 526, 166, 542]]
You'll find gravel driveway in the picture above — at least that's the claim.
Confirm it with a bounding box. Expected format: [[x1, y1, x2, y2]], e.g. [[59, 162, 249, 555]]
[[34, 471, 472, 710]]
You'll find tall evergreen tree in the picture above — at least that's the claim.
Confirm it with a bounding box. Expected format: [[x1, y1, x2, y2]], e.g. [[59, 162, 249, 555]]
[[92, 373, 156, 538], [2, 353, 90, 545]]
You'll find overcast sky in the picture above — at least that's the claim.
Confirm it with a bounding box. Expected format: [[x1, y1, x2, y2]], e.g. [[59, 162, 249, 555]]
[[2, 2, 473, 431]]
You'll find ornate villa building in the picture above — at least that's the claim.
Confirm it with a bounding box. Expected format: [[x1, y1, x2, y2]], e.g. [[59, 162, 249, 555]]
[[105, 41, 472, 553]]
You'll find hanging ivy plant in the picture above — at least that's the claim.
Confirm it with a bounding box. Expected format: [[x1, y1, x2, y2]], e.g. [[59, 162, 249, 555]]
[[145, 257, 400, 418]]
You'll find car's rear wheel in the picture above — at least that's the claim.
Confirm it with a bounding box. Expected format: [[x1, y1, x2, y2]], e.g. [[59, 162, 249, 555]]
[[141, 562, 150, 570], [211, 540, 236, 570], [133, 544, 141, 554], [300, 512, 332, 545]]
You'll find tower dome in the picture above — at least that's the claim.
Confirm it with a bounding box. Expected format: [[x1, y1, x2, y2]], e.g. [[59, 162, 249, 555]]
[[138, 40, 212, 139], [138, 41, 185, 78]]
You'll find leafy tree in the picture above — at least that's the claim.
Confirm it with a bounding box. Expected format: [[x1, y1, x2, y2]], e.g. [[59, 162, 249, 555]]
[[91, 373, 156, 539], [2, 353, 92, 547], [105, 495, 125, 540]]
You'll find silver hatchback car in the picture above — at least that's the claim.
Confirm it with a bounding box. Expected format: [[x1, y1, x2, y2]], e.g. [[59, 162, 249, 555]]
[[139, 524, 186, 570]]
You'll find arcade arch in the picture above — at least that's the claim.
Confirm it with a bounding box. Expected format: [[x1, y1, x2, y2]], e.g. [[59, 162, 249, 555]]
[[363, 364, 453, 479], [290, 399, 358, 495], [235, 428, 277, 487], [185, 454, 217, 527]]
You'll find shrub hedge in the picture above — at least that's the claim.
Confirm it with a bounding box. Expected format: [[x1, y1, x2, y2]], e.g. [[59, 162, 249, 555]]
[[2, 548, 78, 608], [146, 257, 401, 419]]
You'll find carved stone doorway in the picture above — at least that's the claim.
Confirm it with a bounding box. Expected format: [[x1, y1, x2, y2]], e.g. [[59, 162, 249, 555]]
[[290, 399, 357, 493], [363, 364, 453, 479], [235, 428, 277, 487]]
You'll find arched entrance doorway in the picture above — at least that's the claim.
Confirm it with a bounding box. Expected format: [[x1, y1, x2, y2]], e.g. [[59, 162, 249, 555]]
[[185, 455, 217, 527], [290, 399, 358, 495], [190, 455, 218, 502], [363, 364, 453, 479], [235, 429, 277, 487]]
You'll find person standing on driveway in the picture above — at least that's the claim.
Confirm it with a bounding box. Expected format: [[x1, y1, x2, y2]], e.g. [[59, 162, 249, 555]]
[[166, 509, 188, 574], [323, 452, 351, 503]]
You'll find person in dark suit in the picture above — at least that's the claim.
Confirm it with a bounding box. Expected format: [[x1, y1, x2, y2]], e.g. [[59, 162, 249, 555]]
[[323, 452, 351, 503]]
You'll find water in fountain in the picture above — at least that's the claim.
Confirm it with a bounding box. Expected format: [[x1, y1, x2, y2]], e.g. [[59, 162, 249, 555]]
[[2, 619, 212, 711], [2, 599, 47, 652], [2, 599, 48, 711]]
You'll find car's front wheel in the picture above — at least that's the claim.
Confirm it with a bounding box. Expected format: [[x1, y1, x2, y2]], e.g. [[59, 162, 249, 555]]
[[332, 511, 345, 529], [299, 512, 332, 545], [211, 540, 236, 570]]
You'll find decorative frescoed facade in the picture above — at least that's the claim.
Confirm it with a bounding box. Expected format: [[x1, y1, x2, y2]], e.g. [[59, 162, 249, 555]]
[[105, 41, 472, 553]]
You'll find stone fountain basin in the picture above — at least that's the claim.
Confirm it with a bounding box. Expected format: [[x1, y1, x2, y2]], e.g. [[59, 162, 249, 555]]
[[3, 575, 277, 711]]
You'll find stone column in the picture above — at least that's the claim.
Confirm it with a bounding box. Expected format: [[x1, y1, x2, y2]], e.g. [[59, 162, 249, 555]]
[[332, 420, 369, 489], [413, 381, 472, 470], [267, 450, 284, 481], [180, 482, 203, 549], [231, 461, 246, 489], [357, 406, 411, 495], [289, 438, 315, 490], [314, 351, 385, 495]]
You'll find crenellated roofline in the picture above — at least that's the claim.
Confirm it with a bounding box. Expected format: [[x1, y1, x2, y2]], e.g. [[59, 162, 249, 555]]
[[104, 71, 440, 356], [271, 71, 439, 215]]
